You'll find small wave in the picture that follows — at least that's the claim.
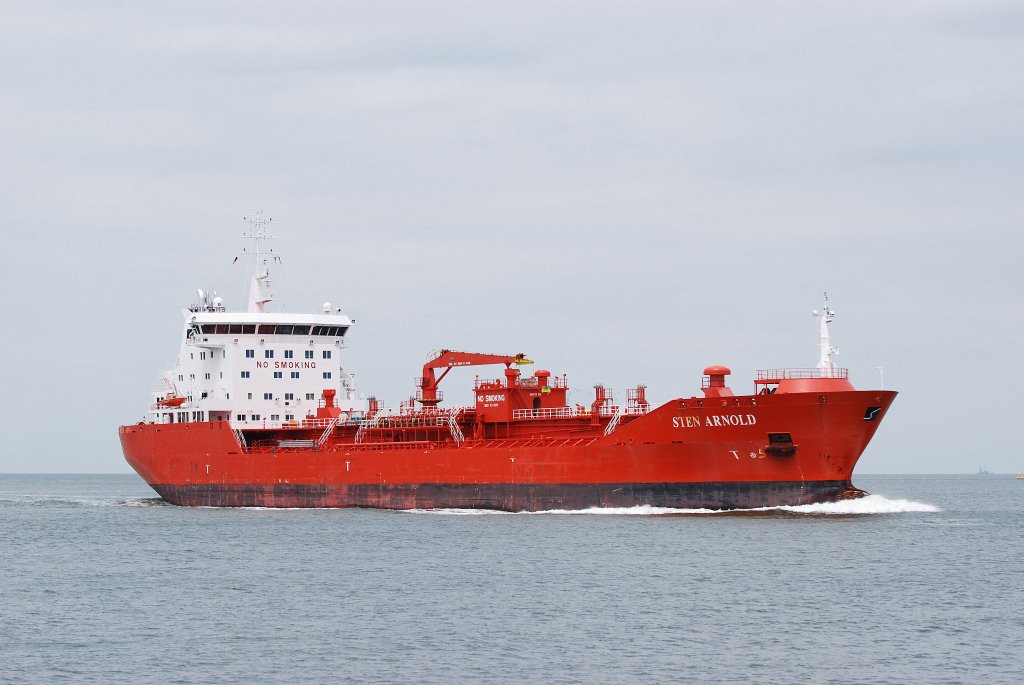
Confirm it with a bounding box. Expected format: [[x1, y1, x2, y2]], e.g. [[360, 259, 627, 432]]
[[771, 494, 939, 514], [0, 495, 169, 508], [405, 494, 939, 516]]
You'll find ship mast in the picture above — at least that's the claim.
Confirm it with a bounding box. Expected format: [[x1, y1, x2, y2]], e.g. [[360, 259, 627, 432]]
[[240, 212, 276, 313], [812, 292, 838, 371]]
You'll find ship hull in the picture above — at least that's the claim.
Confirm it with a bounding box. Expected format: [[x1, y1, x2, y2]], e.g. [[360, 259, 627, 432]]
[[151, 480, 859, 511], [121, 389, 896, 511]]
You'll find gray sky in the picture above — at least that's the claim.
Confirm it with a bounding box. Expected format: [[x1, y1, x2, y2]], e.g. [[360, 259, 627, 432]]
[[1, 1, 1021, 474]]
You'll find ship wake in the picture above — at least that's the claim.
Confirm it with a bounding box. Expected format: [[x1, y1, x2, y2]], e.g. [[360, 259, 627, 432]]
[[406, 494, 939, 516]]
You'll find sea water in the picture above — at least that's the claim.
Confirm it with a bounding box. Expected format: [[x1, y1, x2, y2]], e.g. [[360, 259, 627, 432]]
[[0, 474, 1020, 685]]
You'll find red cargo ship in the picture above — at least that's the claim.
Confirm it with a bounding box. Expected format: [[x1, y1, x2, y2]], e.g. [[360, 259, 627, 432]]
[[119, 216, 896, 510]]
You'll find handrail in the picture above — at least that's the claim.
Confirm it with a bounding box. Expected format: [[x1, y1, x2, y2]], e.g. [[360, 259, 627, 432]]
[[448, 407, 466, 444], [756, 368, 849, 381], [510, 404, 647, 420], [317, 417, 339, 446], [603, 402, 628, 436]]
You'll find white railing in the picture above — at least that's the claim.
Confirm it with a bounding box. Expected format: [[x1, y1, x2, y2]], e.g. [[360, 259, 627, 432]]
[[604, 403, 628, 436], [511, 403, 650, 422], [512, 406, 579, 420], [756, 368, 849, 381], [354, 413, 381, 444], [317, 417, 339, 446], [230, 416, 345, 431], [448, 407, 466, 444]]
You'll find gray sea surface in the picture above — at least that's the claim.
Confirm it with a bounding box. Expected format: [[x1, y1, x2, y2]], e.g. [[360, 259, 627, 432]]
[[0, 474, 1020, 685]]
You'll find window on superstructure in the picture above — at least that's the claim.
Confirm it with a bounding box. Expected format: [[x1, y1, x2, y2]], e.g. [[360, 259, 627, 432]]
[[190, 374, 195, 380], [323, 372, 332, 379], [205, 373, 211, 380], [291, 372, 299, 379], [323, 350, 332, 359], [245, 349, 255, 358], [247, 393, 253, 400], [241, 371, 250, 379], [264, 393, 273, 400], [200, 352, 206, 360], [285, 414, 294, 421], [285, 393, 294, 400], [265, 350, 274, 359], [178, 375, 183, 381], [284, 350, 294, 359], [306, 393, 315, 400], [305, 350, 314, 359], [271, 414, 280, 421], [252, 414, 260, 421], [274, 372, 283, 379], [226, 393, 230, 399], [201, 392, 208, 399], [219, 372, 223, 379], [236, 414, 245, 421]]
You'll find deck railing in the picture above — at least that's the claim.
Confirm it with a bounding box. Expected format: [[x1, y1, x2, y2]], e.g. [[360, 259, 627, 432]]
[[756, 368, 849, 381], [510, 404, 649, 421]]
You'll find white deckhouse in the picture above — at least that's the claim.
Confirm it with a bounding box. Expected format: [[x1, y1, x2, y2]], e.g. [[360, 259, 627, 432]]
[[147, 214, 367, 427]]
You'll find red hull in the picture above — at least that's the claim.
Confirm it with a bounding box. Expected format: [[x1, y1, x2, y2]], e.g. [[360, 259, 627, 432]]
[[120, 388, 896, 511]]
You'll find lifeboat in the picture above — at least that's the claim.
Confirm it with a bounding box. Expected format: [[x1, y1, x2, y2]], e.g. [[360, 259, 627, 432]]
[[156, 395, 186, 408]]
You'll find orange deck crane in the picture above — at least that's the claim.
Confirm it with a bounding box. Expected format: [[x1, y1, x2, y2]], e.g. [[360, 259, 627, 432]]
[[416, 349, 533, 406]]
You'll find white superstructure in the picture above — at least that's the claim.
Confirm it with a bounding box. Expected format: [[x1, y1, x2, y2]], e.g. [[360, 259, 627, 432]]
[[146, 214, 367, 427]]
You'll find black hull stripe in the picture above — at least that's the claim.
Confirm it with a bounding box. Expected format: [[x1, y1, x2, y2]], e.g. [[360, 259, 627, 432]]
[[151, 481, 861, 511]]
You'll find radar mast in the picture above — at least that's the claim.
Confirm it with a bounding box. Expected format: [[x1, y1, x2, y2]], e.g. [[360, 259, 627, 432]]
[[239, 212, 276, 313], [812, 292, 838, 371]]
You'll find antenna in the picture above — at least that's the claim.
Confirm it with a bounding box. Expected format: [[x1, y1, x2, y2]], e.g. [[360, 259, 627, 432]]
[[239, 211, 275, 313], [812, 291, 838, 371]]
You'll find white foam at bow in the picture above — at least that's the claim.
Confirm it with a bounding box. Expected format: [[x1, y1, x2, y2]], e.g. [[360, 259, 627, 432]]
[[405, 494, 939, 515]]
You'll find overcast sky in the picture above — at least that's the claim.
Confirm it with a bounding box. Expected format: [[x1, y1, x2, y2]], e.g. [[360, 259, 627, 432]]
[[1, 1, 1021, 474]]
